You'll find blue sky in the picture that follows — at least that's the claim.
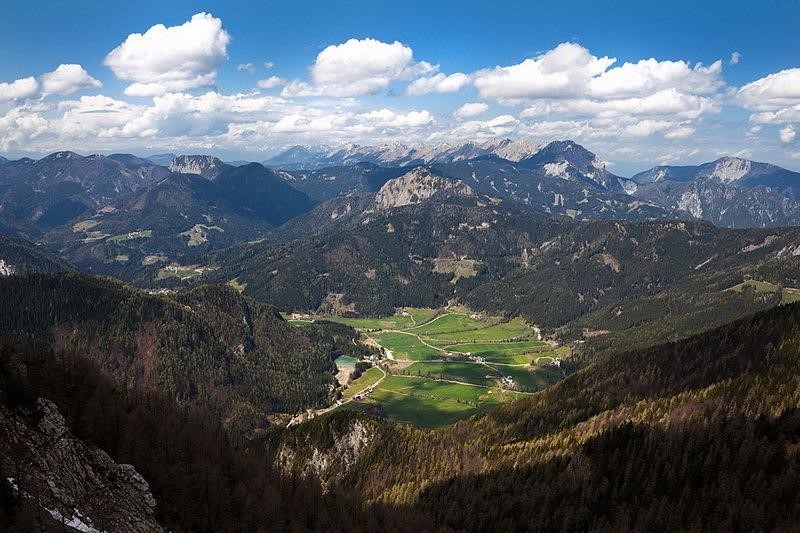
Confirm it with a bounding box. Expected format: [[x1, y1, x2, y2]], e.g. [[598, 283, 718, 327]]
[[1, 0, 799, 174]]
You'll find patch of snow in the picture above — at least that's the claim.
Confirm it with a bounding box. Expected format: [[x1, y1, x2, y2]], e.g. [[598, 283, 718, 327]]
[[45, 506, 100, 533]]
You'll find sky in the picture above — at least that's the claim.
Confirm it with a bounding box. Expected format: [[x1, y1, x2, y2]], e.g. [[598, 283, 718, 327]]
[[0, 0, 799, 175]]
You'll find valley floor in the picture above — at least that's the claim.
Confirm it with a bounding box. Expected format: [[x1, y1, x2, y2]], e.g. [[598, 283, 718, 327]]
[[287, 306, 566, 427]]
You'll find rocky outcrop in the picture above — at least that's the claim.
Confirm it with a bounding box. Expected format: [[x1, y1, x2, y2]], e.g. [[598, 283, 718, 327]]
[[374, 167, 475, 209], [0, 259, 14, 276], [277, 418, 375, 488], [0, 398, 163, 532], [169, 155, 226, 180]]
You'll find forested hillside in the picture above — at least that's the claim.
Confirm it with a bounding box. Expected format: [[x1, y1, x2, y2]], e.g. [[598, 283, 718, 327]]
[[0, 343, 419, 531], [0, 273, 362, 435], [0, 233, 71, 275], [207, 197, 800, 352]]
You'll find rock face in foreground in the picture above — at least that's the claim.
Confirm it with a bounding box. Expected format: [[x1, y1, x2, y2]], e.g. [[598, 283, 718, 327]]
[[0, 398, 163, 532]]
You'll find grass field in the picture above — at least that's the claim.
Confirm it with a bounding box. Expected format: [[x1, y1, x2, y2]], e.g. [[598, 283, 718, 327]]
[[727, 279, 800, 304], [444, 341, 554, 364], [345, 375, 520, 427], [404, 362, 494, 386], [342, 367, 384, 400], [373, 331, 442, 361], [297, 306, 565, 428]]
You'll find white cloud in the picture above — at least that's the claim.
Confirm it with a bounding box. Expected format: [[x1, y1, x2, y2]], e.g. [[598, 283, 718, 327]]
[[453, 102, 489, 119], [282, 38, 435, 97], [472, 42, 723, 144], [473, 43, 615, 101], [780, 124, 796, 144], [738, 68, 800, 131], [587, 58, 722, 99], [664, 126, 695, 139], [0, 77, 39, 102], [738, 68, 800, 110], [263, 61, 274, 69], [355, 108, 433, 128], [473, 43, 723, 103], [104, 12, 230, 97], [257, 76, 286, 89], [54, 95, 143, 138], [520, 89, 717, 120], [0, 105, 50, 151], [729, 52, 741, 65], [625, 119, 673, 137], [737, 68, 800, 158], [450, 114, 518, 138], [237, 63, 254, 73], [406, 72, 470, 95], [41, 64, 101, 95]]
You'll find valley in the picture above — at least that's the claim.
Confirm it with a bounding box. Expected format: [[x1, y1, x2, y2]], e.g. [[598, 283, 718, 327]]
[[4, 3, 800, 529], [287, 306, 564, 427]]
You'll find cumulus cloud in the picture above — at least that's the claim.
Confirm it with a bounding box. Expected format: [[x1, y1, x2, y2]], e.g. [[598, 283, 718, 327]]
[[237, 63, 254, 73], [54, 95, 143, 138], [449, 114, 518, 138], [257, 76, 286, 89], [473, 43, 616, 101], [473, 43, 722, 104], [471, 42, 724, 141], [0, 77, 39, 102], [263, 61, 274, 69], [737, 68, 800, 111], [780, 124, 796, 144], [453, 102, 489, 119], [104, 12, 230, 97], [587, 58, 722, 98], [41, 64, 101, 95], [282, 38, 435, 97], [0, 105, 50, 151], [664, 126, 695, 139], [406, 72, 470, 95], [729, 52, 741, 65]]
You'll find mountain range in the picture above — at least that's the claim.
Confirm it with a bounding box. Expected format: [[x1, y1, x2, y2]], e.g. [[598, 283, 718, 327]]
[[264, 140, 800, 229], [2, 138, 800, 530]]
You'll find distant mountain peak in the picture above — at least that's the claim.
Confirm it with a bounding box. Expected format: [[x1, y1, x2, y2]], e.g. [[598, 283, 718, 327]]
[[705, 157, 752, 183], [374, 167, 475, 209], [264, 138, 545, 170], [169, 155, 226, 179], [40, 150, 83, 161]]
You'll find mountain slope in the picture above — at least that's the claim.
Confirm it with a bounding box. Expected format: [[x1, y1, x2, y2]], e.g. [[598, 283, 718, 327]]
[[41, 172, 274, 281], [274, 144, 680, 222], [41, 162, 313, 283], [279, 162, 409, 203], [205, 183, 800, 352], [0, 151, 169, 236], [0, 342, 412, 531], [633, 156, 800, 198], [0, 273, 357, 434], [633, 177, 800, 228], [267, 139, 800, 228], [0, 233, 71, 275]]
